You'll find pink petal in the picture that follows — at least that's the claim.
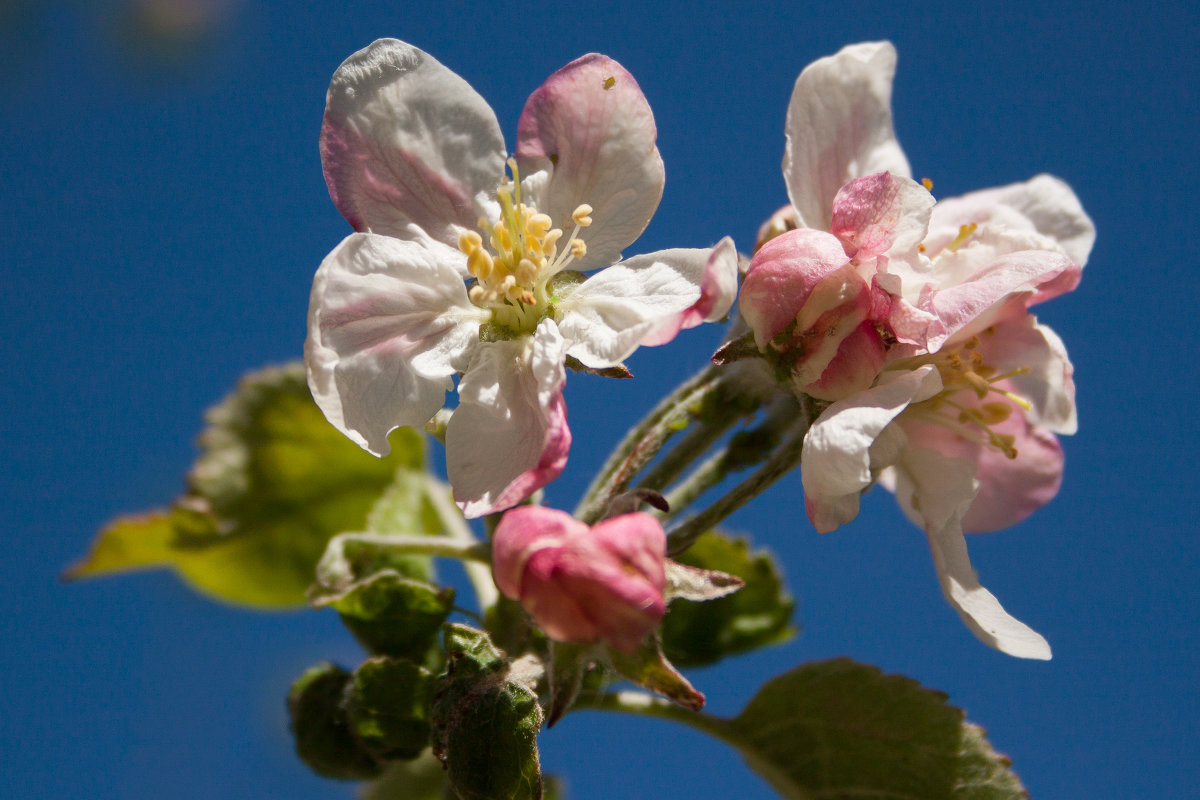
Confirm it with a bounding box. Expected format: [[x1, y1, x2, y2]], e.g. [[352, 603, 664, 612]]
[[831, 171, 933, 260], [740, 228, 852, 348], [491, 506, 584, 599], [447, 321, 571, 518], [320, 39, 506, 245], [784, 42, 911, 232], [556, 241, 737, 368], [972, 315, 1077, 435], [515, 54, 664, 270], [305, 233, 483, 456]]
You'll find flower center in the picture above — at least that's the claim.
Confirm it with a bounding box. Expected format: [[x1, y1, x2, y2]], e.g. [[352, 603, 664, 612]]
[[903, 334, 1032, 459], [458, 158, 593, 335]]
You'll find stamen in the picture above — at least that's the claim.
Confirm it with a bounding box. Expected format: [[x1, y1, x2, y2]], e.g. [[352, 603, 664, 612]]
[[921, 177, 934, 191], [570, 239, 587, 258], [947, 222, 978, 252], [572, 204, 594, 227]]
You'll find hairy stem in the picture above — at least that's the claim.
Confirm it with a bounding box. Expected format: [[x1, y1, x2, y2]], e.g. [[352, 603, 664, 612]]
[[572, 690, 737, 746], [425, 476, 499, 610]]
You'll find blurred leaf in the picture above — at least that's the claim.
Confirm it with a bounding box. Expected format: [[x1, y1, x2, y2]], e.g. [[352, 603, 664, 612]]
[[660, 532, 795, 667], [725, 658, 1029, 800], [288, 662, 383, 781], [432, 625, 545, 800], [345, 657, 436, 761], [608, 636, 704, 711], [67, 363, 429, 608], [362, 756, 568, 800]]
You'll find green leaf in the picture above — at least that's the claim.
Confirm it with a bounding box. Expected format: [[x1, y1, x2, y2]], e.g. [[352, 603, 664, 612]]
[[361, 756, 568, 800], [660, 532, 795, 666], [67, 363, 429, 608], [288, 662, 383, 781], [345, 657, 436, 761], [608, 636, 705, 711], [724, 659, 1029, 800], [432, 625, 545, 800]]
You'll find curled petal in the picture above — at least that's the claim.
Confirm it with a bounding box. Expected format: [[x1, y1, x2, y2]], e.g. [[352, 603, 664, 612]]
[[741, 228, 852, 349], [801, 365, 941, 533], [920, 246, 1077, 351], [447, 321, 571, 517], [831, 171, 934, 260], [556, 241, 738, 369], [784, 41, 911, 232], [929, 173, 1095, 271], [886, 447, 1052, 659], [306, 233, 483, 456], [321, 39, 505, 246], [491, 505, 584, 599], [515, 54, 664, 270]]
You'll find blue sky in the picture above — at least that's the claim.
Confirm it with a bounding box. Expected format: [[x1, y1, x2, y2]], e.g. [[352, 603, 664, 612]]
[[3, 0, 1197, 797]]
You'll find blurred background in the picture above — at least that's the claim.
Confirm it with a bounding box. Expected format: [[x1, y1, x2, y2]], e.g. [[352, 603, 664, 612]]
[[3, 0, 1197, 797]]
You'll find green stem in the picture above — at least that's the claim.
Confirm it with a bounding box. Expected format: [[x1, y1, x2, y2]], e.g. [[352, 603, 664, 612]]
[[324, 532, 492, 563], [666, 401, 813, 555], [572, 690, 738, 747], [424, 475, 500, 610], [575, 364, 726, 524], [636, 410, 739, 495]]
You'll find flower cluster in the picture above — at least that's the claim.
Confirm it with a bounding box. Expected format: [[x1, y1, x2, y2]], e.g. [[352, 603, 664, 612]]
[[740, 42, 1093, 658], [304, 39, 1092, 661]]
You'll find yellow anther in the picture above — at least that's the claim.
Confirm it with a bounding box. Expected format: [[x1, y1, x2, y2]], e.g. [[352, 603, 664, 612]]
[[980, 402, 1014, 425], [492, 221, 512, 254], [528, 213, 553, 239], [543, 228, 563, 253], [963, 335, 981, 350], [520, 290, 536, 305], [570, 239, 587, 258], [975, 364, 998, 379], [458, 230, 483, 254], [468, 248, 494, 280], [964, 371, 991, 399], [516, 258, 539, 286], [468, 284, 486, 304], [992, 433, 1018, 459], [572, 204, 594, 227], [921, 177, 934, 191], [917, 243, 927, 253], [969, 351, 985, 369], [947, 222, 978, 252]]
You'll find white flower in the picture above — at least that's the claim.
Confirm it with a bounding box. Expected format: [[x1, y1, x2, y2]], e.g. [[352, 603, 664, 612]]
[[306, 40, 737, 517]]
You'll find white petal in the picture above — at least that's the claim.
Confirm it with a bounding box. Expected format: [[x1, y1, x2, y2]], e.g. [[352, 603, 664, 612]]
[[305, 233, 483, 456], [801, 365, 941, 533], [515, 54, 664, 269], [929, 174, 1095, 267], [784, 42, 912, 232], [320, 39, 506, 246], [975, 315, 1077, 435], [555, 243, 735, 369], [889, 447, 1052, 659], [446, 321, 571, 517]]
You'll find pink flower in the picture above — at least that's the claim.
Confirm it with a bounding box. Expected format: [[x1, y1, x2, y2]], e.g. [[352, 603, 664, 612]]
[[306, 40, 738, 518], [775, 42, 1094, 658], [492, 506, 667, 653]]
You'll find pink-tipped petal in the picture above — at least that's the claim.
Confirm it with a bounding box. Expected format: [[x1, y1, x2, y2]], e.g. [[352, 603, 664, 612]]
[[740, 229, 852, 348], [831, 171, 934, 260], [305, 233, 483, 456], [321, 39, 505, 246], [492, 506, 585, 599], [973, 315, 1077, 435], [515, 54, 664, 270], [801, 365, 942, 533], [447, 321, 571, 518], [556, 242, 737, 368], [784, 42, 911, 232], [887, 447, 1052, 659]]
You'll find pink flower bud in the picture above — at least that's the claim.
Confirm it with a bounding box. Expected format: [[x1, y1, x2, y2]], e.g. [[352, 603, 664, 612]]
[[740, 228, 888, 401], [492, 506, 667, 653]]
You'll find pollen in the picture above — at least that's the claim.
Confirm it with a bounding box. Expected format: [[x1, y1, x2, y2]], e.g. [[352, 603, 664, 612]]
[[460, 160, 597, 334], [921, 177, 934, 191]]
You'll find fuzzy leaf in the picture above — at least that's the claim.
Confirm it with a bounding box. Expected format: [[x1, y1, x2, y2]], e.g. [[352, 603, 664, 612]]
[[608, 636, 705, 711], [345, 657, 436, 761], [432, 625, 545, 800], [725, 658, 1029, 800], [67, 363, 428, 608], [288, 662, 383, 781], [660, 532, 795, 666], [321, 574, 454, 660]]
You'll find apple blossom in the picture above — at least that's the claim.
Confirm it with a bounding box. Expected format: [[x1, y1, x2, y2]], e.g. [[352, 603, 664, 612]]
[[492, 506, 667, 654], [306, 40, 737, 518], [769, 42, 1093, 658]]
